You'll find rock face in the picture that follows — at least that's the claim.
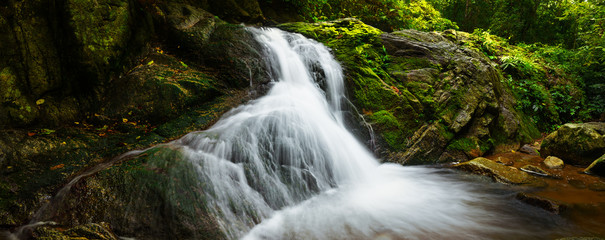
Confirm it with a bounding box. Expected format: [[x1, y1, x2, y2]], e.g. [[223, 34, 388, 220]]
[[280, 19, 540, 164], [544, 156, 565, 169], [453, 157, 541, 185], [541, 122, 605, 166], [0, 0, 268, 232], [0, 0, 152, 127]]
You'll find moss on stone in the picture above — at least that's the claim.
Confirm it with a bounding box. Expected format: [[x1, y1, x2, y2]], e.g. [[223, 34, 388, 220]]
[[68, 0, 131, 66]]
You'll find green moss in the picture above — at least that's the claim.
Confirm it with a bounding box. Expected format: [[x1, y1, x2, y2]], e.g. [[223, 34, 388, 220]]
[[369, 110, 406, 149], [68, 0, 131, 66], [0, 67, 38, 124], [447, 137, 477, 152], [390, 56, 438, 71]]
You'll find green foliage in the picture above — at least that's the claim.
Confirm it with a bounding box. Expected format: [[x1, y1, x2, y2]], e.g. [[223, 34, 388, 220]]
[[275, 0, 458, 32], [465, 30, 595, 131]]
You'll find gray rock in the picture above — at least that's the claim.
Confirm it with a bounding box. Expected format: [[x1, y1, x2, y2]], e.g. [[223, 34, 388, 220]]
[[519, 144, 539, 155]]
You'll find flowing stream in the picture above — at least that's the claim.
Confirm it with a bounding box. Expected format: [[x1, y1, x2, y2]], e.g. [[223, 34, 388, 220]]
[[167, 28, 572, 239], [3, 28, 576, 240]]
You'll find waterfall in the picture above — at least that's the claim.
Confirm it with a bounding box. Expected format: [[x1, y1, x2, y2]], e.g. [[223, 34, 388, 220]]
[[168, 28, 566, 239]]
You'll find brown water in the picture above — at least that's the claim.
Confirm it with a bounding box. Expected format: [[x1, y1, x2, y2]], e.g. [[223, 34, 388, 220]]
[[487, 152, 605, 237]]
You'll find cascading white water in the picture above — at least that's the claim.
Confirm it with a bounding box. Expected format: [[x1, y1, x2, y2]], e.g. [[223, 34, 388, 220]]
[[170, 28, 567, 239]]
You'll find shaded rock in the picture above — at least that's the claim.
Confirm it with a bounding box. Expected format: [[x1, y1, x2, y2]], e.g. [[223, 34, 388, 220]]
[[544, 156, 565, 169], [541, 122, 605, 166], [516, 192, 566, 214], [519, 144, 539, 155], [584, 153, 605, 177], [149, 3, 269, 90], [48, 146, 225, 240], [453, 157, 542, 185], [33, 222, 117, 240], [0, 0, 153, 127], [0, 91, 248, 227], [103, 51, 223, 124], [520, 164, 553, 178]]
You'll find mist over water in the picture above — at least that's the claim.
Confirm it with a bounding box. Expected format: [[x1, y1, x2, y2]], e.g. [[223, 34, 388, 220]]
[[167, 28, 569, 239]]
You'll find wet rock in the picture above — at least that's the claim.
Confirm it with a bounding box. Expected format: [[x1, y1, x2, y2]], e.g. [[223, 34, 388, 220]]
[[516, 192, 566, 214], [541, 122, 605, 166], [520, 165, 553, 178], [453, 157, 542, 185], [584, 153, 605, 177], [544, 156, 565, 169], [519, 144, 539, 155]]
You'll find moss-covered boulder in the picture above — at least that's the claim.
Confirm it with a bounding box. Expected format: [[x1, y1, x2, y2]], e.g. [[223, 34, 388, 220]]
[[43, 146, 225, 240], [280, 19, 539, 164], [541, 122, 605, 166]]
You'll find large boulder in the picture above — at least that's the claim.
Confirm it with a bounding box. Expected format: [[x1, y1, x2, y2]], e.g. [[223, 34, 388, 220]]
[[540, 122, 605, 166], [280, 19, 540, 164], [44, 146, 225, 240]]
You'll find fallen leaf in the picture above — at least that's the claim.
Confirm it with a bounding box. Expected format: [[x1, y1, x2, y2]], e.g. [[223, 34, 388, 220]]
[[99, 132, 106, 137], [36, 99, 45, 105], [50, 164, 64, 170], [147, 60, 154, 65], [27, 132, 36, 137]]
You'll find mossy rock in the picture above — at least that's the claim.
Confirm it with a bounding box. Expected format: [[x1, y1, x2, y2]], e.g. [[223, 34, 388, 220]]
[[541, 122, 605, 166], [454, 157, 544, 186], [584, 153, 605, 177], [46, 146, 225, 240], [0, 90, 247, 227], [103, 51, 223, 124], [282, 19, 538, 164]]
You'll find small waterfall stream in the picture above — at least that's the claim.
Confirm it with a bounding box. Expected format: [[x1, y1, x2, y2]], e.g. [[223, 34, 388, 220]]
[[165, 28, 570, 239], [3, 28, 575, 240]]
